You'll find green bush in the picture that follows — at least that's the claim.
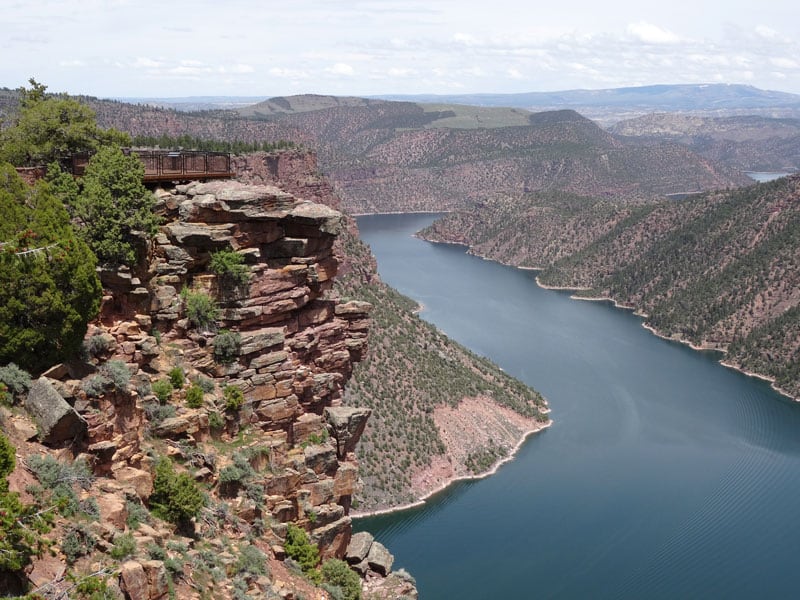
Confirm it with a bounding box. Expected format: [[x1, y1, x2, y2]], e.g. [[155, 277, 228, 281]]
[[126, 499, 150, 530], [183, 289, 220, 331], [0, 383, 8, 407], [82, 334, 109, 358], [144, 402, 176, 426], [135, 377, 152, 398], [321, 558, 362, 600], [0, 363, 31, 396], [235, 544, 267, 576], [72, 574, 115, 600], [147, 543, 167, 561], [101, 360, 131, 391], [0, 79, 129, 167], [72, 146, 160, 268], [62, 524, 95, 564], [152, 378, 173, 404], [0, 432, 15, 492], [208, 411, 224, 430], [82, 374, 109, 397], [185, 384, 204, 409], [223, 385, 245, 411], [27, 455, 93, 518], [212, 329, 241, 365], [194, 375, 215, 394], [149, 457, 204, 524], [110, 532, 136, 560], [168, 366, 185, 389], [209, 250, 249, 290], [0, 439, 53, 572], [284, 523, 320, 574], [0, 165, 101, 373]]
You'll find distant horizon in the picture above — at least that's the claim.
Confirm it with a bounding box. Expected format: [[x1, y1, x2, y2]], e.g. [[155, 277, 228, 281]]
[[108, 82, 800, 104]]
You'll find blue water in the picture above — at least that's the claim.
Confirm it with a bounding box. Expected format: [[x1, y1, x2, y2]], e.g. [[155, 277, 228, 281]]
[[354, 213, 800, 599], [746, 171, 793, 182]]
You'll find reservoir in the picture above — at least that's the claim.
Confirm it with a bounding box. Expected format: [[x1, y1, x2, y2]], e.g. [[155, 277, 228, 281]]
[[355, 213, 800, 599]]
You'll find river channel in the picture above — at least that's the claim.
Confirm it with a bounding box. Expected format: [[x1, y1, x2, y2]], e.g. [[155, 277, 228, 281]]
[[354, 212, 800, 600]]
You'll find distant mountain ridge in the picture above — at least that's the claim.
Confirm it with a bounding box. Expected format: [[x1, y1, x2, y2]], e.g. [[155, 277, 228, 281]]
[[375, 84, 800, 123], [609, 113, 800, 173], [377, 84, 800, 110]]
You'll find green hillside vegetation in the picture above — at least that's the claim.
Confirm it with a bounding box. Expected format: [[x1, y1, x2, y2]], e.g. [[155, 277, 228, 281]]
[[421, 177, 800, 399], [335, 227, 546, 509], [0, 81, 157, 372], [418, 103, 534, 129], [609, 113, 800, 172], [237, 94, 383, 118]]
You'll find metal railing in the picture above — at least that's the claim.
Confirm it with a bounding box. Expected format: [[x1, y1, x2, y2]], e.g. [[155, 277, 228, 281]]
[[68, 150, 234, 182]]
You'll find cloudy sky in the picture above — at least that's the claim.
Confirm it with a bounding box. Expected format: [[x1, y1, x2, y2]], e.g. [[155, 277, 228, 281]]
[[2, 0, 799, 99]]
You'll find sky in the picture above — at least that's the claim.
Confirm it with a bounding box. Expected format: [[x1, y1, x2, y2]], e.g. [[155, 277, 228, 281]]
[[2, 0, 800, 99]]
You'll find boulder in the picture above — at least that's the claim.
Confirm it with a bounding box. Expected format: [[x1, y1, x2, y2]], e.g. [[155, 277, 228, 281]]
[[27, 554, 66, 589], [25, 377, 87, 444], [334, 300, 373, 317], [346, 531, 374, 565], [239, 327, 285, 355], [151, 416, 191, 439], [309, 516, 351, 559], [97, 492, 128, 529], [303, 444, 338, 475], [324, 406, 371, 459], [120, 561, 148, 600], [366, 541, 394, 576], [141, 560, 170, 600], [113, 466, 154, 499]]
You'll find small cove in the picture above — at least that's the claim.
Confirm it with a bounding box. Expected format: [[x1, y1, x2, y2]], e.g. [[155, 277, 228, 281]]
[[354, 212, 800, 599]]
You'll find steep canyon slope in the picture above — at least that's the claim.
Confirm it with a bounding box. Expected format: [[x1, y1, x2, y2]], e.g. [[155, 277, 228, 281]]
[[610, 113, 800, 173], [233, 152, 550, 512], [1, 170, 414, 598], [421, 176, 800, 399]]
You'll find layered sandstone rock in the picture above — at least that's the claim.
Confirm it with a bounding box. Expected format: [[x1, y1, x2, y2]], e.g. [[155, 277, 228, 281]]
[[22, 176, 394, 598]]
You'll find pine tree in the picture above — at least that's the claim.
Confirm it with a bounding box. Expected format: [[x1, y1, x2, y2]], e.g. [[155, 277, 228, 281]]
[[0, 164, 101, 372]]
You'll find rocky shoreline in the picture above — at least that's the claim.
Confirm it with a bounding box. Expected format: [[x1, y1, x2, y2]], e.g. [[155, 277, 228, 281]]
[[352, 419, 552, 519], [544, 278, 799, 404]]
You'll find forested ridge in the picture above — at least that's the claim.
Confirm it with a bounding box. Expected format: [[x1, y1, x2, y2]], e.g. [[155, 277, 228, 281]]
[[421, 176, 800, 398]]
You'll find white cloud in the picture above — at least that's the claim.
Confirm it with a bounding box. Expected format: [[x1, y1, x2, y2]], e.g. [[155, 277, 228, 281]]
[[770, 57, 798, 69], [269, 67, 310, 79], [327, 63, 355, 76], [3, 0, 800, 97], [388, 67, 417, 77], [224, 64, 255, 74], [626, 21, 680, 44], [132, 57, 162, 69], [755, 25, 779, 39]]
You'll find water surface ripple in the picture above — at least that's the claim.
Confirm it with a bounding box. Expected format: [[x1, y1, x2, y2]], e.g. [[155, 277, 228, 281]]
[[354, 213, 800, 599]]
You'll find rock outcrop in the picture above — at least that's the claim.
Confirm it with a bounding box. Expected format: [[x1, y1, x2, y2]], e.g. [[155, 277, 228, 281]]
[[24, 377, 87, 444], [5, 173, 405, 599]]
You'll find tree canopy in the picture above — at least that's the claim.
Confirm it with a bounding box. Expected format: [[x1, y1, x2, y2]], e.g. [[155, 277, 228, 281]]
[[0, 164, 101, 373], [68, 145, 160, 267], [0, 79, 129, 167]]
